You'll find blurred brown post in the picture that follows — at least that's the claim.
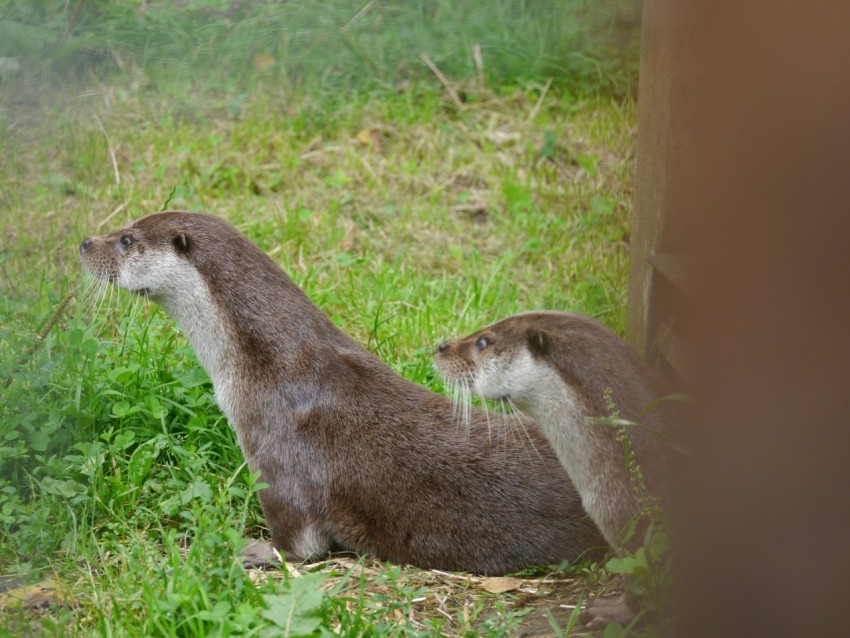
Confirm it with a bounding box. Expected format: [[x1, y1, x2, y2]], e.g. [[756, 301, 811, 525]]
[[628, 2, 850, 637], [626, 0, 692, 379]]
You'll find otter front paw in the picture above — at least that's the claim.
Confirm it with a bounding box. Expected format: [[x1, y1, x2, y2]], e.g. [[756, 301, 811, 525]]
[[579, 592, 636, 631], [241, 540, 281, 569]]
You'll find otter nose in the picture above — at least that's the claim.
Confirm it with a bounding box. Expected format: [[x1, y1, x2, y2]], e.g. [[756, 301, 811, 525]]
[[436, 341, 449, 354], [79, 237, 93, 254]]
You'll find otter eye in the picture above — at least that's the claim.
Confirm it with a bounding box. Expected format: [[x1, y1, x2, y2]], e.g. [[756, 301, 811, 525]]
[[475, 336, 490, 351], [119, 235, 135, 248]]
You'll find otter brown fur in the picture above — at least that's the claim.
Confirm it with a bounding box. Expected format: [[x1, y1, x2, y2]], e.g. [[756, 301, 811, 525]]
[[435, 311, 676, 623], [79, 212, 605, 575], [435, 311, 674, 545]]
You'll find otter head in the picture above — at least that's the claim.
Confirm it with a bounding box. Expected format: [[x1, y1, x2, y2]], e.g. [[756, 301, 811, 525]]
[[435, 314, 561, 410], [78, 213, 197, 300]]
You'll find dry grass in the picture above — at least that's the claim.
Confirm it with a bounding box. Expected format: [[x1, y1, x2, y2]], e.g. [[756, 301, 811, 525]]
[[248, 556, 620, 637]]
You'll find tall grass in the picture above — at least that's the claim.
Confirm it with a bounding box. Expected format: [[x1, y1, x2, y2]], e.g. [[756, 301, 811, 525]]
[[0, 1, 639, 635], [0, 0, 640, 97]]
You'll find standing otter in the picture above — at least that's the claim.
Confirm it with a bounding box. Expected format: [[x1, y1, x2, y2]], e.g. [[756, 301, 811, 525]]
[[435, 311, 676, 624], [79, 212, 605, 575]]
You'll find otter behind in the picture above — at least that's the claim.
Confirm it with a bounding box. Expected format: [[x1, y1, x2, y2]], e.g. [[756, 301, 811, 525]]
[[435, 311, 677, 626], [435, 310, 675, 549], [79, 212, 605, 575]]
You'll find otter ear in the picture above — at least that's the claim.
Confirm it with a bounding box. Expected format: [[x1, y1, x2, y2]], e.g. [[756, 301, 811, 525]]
[[173, 232, 190, 255], [526, 328, 551, 357]]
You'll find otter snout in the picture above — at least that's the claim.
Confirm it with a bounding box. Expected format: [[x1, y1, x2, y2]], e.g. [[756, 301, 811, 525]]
[[434, 338, 477, 386], [78, 234, 121, 283]]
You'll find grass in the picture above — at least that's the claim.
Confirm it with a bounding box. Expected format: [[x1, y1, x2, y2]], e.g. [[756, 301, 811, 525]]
[[0, 0, 639, 97], [1, 1, 639, 635]]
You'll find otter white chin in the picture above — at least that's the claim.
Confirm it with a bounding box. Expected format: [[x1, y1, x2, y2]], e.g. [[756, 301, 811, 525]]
[[79, 211, 605, 575], [435, 311, 676, 625]]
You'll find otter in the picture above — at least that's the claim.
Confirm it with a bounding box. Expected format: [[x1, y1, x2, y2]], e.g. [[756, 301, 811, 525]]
[[79, 212, 605, 575], [435, 311, 676, 625]]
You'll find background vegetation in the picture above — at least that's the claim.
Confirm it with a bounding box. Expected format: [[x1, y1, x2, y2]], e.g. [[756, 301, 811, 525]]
[[1, 1, 641, 635]]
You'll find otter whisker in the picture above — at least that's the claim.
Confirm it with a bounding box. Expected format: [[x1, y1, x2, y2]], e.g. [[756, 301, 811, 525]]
[[446, 379, 459, 427], [505, 396, 543, 462], [462, 383, 473, 434], [472, 378, 493, 444], [77, 272, 96, 301], [75, 278, 92, 316], [496, 397, 520, 458], [491, 397, 508, 456], [497, 397, 517, 456], [91, 276, 112, 319], [85, 279, 107, 318], [481, 391, 494, 446], [124, 290, 146, 332], [81, 277, 101, 317], [449, 380, 464, 430], [447, 380, 458, 423], [453, 380, 470, 433], [448, 379, 474, 434], [107, 276, 117, 316], [76, 272, 97, 312], [463, 382, 473, 432]]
